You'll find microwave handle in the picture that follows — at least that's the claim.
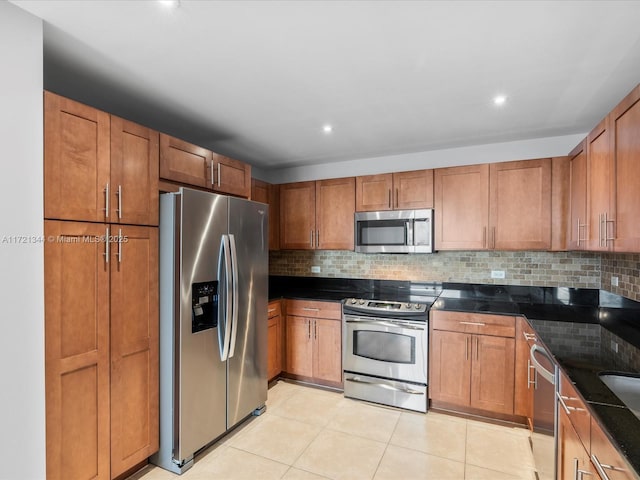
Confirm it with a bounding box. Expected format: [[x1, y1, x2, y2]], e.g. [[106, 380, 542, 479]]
[[406, 220, 413, 246]]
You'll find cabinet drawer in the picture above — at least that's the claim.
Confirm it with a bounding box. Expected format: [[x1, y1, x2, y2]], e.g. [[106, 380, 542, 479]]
[[268, 300, 281, 319], [286, 299, 342, 320], [431, 310, 515, 337], [558, 371, 591, 453]]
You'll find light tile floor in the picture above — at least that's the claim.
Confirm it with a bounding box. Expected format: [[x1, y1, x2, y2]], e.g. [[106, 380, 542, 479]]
[[130, 381, 538, 480]]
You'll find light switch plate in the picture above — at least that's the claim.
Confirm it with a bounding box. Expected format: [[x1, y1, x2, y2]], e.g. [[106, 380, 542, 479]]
[[611, 276, 619, 287], [491, 270, 506, 279], [311, 266, 321, 274]]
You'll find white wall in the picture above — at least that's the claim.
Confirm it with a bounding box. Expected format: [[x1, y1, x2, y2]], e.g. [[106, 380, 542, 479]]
[[258, 132, 585, 184], [0, 2, 45, 479]]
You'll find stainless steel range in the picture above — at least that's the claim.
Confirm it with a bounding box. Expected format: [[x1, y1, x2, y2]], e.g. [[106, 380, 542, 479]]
[[342, 296, 434, 413]]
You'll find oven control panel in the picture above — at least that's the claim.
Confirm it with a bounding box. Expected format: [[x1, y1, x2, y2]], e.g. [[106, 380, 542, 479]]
[[343, 298, 428, 314]]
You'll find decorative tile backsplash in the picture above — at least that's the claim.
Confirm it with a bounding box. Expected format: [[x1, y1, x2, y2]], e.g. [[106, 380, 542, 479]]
[[269, 250, 601, 288], [601, 253, 640, 302]]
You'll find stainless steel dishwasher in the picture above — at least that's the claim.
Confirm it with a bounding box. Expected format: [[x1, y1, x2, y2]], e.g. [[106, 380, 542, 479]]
[[527, 334, 558, 480]]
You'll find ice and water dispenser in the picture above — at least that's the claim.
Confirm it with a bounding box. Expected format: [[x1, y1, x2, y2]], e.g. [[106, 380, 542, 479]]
[[191, 281, 218, 333]]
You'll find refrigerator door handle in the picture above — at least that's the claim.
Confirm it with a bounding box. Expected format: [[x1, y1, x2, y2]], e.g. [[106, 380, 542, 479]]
[[228, 234, 239, 358], [218, 234, 233, 361]]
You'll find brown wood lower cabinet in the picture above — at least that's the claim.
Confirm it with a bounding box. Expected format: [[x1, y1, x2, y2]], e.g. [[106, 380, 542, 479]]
[[514, 318, 535, 426], [590, 417, 637, 480], [429, 310, 515, 417], [558, 405, 595, 480], [267, 300, 283, 381], [284, 300, 342, 388], [45, 220, 159, 480]]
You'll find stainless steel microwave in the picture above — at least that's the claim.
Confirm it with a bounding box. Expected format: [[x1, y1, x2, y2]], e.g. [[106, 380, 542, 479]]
[[354, 209, 434, 253]]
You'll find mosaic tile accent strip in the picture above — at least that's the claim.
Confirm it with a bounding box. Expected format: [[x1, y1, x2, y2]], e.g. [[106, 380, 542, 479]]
[[269, 250, 602, 288]]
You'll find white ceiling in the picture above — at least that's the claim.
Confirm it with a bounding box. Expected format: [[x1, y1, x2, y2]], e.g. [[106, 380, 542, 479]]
[[11, 0, 640, 170]]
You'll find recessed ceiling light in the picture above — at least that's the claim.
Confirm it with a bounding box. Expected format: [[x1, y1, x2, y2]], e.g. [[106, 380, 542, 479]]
[[158, 0, 180, 8], [493, 95, 507, 106], [323, 125, 333, 134]]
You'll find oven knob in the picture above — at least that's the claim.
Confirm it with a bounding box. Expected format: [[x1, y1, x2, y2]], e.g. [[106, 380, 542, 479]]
[[415, 304, 422, 309], [358, 300, 365, 305], [350, 299, 357, 304], [406, 303, 412, 309]]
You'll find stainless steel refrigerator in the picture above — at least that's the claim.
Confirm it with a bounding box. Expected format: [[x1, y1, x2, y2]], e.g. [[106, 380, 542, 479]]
[[151, 187, 268, 474]]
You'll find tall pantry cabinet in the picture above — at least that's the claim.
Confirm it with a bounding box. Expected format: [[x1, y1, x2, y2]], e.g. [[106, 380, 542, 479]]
[[44, 92, 159, 480]]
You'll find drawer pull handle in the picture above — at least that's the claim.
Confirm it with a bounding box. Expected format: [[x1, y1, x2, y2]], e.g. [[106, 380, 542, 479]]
[[345, 376, 424, 395], [591, 454, 626, 480], [302, 307, 320, 312], [268, 308, 276, 313], [459, 321, 486, 326]]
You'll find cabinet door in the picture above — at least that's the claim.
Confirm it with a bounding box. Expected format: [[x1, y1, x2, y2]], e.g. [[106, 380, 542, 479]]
[[429, 330, 471, 407], [159, 133, 210, 187], [393, 170, 434, 210], [280, 181, 316, 249], [110, 226, 159, 478], [213, 153, 251, 198], [611, 84, 640, 252], [514, 319, 534, 423], [434, 164, 490, 250], [44, 91, 110, 223], [251, 178, 269, 203], [316, 177, 355, 250], [355, 174, 393, 211], [470, 334, 515, 415], [558, 407, 595, 480], [489, 159, 551, 250], [285, 315, 313, 377], [267, 301, 282, 380], [268, 184, 280, 251], [267, 315, 280, 380], [313, 319, 343, 386], [568, 141, 588, 250], [590, 417, 636, 480], [45, 220, 110, 480], [110, 116, 159, 226], [586, 118, 613, 251]]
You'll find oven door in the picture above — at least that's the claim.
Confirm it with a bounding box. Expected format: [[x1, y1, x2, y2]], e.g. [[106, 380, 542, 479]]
[[343, 315, 428, 385]]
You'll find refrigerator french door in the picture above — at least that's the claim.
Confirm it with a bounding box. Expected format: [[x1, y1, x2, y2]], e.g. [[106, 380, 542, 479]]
[[152, 188, 268, 474]]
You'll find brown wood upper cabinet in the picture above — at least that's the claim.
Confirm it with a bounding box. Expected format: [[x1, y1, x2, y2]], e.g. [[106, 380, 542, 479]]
[[160, 133, 210, 188], [568, 140, 588, 250], [280, 178, 355, 250], [490, 159, 551, 250], [252, 179, 280, 250], [356, 170, 434, 212], [160, 133, 251, 198], [213, 153, 251, 198], [434, 159, 551, 251], [610, 84, 640, 252], [45, 92, 159, 226], [586, 117, 613, 251], [569, 84, 640, 253]]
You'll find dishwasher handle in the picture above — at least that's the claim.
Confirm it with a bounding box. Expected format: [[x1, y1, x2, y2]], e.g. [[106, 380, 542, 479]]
[[530, 344, 556, 385]]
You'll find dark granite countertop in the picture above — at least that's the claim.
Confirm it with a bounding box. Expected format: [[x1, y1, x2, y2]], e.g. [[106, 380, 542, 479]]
[[270, 275, 640, 476]]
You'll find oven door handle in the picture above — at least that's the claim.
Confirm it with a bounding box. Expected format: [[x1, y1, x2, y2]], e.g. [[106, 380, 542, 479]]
[[345, 376, 425, 395], [345, 319, 425, 331]]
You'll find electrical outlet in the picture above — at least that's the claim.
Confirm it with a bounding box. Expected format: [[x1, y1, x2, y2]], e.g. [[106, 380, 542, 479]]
[[491, 270, 506, 279], [611, 276, 619, 287], [611, 340, 619, 353], [310, 266, 321, 274]]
